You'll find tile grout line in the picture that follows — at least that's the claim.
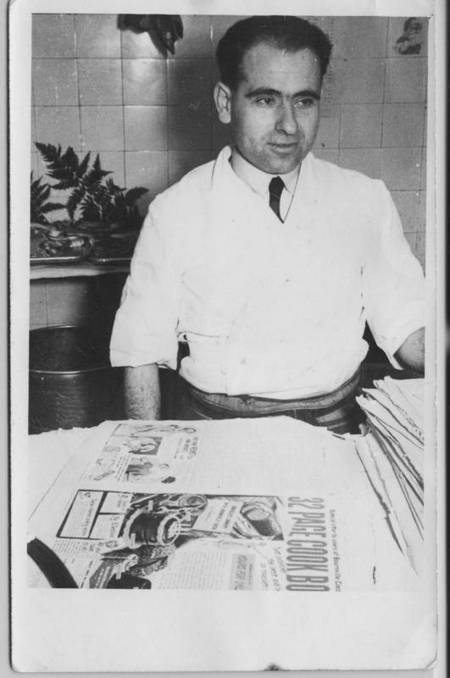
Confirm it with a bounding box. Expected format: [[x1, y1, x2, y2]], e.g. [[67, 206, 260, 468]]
[[31, 56, 429, 63], [29, 98, 429, 108], [210, 23, 215, 154], [380, 19, 388, 152], [119, 27, 127, 188], [380, 17, 390, 150], [73, 14, 82, 155], [165, 55, 170, 190]]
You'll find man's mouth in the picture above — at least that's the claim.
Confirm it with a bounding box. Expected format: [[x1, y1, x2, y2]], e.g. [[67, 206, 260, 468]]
[[269, 142, 299, 154]]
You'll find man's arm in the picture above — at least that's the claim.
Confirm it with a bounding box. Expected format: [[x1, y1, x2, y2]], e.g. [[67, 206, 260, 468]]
[[124, 364, 161, 420], [394, 327, 425, 374]]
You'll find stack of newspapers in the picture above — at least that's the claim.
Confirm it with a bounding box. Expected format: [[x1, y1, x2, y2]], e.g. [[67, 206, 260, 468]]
[[355, 377, 424, 572]]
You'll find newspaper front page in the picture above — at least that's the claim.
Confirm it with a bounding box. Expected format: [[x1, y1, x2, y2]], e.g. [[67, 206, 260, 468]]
[[28, 416, 419, 592]]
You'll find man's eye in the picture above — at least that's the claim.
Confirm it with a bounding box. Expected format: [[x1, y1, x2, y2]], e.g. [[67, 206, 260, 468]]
[[255, 96, 276, 106], [294, 98, 316, 109]]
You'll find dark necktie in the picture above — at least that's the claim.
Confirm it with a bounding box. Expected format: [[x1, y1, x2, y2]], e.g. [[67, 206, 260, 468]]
[[268, 176, 285, 222]]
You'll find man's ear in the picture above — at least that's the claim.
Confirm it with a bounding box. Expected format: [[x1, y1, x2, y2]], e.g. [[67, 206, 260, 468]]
[[214, 82, 232, 124]]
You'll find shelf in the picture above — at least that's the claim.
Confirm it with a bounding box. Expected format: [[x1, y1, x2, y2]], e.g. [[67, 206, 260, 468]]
[[30, 262, 130, 280]]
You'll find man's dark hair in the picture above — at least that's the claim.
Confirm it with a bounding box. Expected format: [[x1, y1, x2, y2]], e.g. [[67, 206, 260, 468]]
[[216, 15, 333, 89]]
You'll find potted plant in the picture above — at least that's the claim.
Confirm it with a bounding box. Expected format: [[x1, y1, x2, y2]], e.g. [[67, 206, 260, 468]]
[[31, 143, 148, 263], [30, 172, 65, 226], [30, 170, 89, 260]]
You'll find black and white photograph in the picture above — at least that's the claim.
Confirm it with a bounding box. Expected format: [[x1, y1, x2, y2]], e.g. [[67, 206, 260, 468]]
[[8, 0, 446, 673]]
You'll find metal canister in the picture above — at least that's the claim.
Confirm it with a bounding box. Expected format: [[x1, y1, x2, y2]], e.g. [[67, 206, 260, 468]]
[[241, 503, 282, 538], [129, 510, 181, 546]]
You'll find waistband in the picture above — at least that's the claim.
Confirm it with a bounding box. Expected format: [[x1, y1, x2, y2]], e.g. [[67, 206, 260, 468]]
[[187, 368, 361, 415]]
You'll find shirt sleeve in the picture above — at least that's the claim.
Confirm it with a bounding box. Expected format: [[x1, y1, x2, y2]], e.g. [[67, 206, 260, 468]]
[[362, 181, 425, 368], [110, 197, 182, 369]]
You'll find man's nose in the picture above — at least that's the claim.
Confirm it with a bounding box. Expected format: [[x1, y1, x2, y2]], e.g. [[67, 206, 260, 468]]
[[275, 102, 298, 135]]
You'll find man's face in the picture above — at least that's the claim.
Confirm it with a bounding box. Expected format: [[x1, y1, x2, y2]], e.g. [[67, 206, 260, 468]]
[[216, 43, 322, 174]]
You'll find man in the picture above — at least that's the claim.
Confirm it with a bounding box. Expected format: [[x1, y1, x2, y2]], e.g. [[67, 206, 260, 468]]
[[110, 16, 425, 433]]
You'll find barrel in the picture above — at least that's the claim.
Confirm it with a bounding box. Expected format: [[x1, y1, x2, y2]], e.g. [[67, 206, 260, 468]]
[[29, 325, 124, 433]]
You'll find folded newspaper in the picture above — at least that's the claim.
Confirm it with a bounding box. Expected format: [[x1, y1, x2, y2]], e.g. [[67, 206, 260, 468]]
[[28, 410, 422, 592], [355, 378, 424, 574]]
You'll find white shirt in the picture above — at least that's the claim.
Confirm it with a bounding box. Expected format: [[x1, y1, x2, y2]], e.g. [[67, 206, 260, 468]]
[[231, 149, 299, 221], [110, 146, 425, 399]]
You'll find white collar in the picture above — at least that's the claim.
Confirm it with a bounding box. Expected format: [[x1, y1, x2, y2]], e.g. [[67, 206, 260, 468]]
[[230, 147, 301, 198]]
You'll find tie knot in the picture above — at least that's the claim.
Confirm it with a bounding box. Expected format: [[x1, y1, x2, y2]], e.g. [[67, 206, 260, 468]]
[[269, 176, 285, 200], [268, 176, 285, 222]]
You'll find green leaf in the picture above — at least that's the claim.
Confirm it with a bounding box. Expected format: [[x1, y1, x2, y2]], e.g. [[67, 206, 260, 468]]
[[30, 176, 41, 191], [40, 202, 66, 213], [31, 179, 47, 199], [40, 185, 51, 202], [105, 177, 123, 194], [80, 195, 102, 221], [35, 142, 62, 165], [48, 167, 75, 180], [93, 154, 102, 171], [77, 152, 91, 177], [66, 184, 87, 221], [61, 146, 79, 171]]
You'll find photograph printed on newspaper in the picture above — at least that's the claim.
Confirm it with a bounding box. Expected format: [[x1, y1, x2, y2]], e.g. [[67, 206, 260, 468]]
[[39, 490, 343, 591], [27, 414, 423, 592]]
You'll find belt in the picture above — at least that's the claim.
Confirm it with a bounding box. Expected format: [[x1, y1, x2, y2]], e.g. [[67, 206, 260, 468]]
[[188, 369, 361, 414], [184, 369, 363, 434]]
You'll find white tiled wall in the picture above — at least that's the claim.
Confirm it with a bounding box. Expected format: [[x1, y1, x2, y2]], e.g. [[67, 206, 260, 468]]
[[31, 13, 428, 268]]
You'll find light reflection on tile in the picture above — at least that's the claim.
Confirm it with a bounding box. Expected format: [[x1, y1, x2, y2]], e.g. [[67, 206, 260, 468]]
[[124, 106, 168, 151], [80, 106, 124, 151], [169, 15, 213, 58], [32, 59, 78, 106], [125, 150, 169, 197], [32, 14, 76, 58], [75, 14, 121, 57], [78, 59, 122, 105], [123, 59, 167, 105], [121, 28, 164, 59], [35, 106, 81, 150]]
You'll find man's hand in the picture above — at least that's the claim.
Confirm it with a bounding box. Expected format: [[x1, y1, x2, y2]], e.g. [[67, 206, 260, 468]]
[[394, 327, 425, 374], [124, 364, 161, 420]]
